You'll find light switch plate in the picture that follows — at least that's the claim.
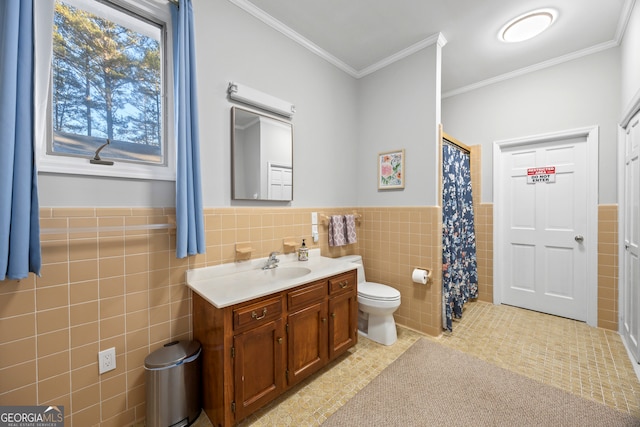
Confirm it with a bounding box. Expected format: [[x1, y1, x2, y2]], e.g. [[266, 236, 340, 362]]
[[311, 212, 318, 224]]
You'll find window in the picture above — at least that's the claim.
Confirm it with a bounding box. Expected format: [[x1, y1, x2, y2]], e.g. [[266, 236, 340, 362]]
[[35, 0, 175, 180]]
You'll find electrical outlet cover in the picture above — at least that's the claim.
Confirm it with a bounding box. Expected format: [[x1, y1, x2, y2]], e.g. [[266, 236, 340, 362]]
[[99, 347, 116, 374]]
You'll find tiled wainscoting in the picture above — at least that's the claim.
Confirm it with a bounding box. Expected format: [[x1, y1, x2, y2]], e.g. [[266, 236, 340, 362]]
[[0, 204, 620, 425], [356, 207, 443, 336], [474, 203, 493, 302], [598, 204, 619, 331]]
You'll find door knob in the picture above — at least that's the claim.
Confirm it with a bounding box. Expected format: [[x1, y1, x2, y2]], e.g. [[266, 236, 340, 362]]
[[574, 235, 584, 243]]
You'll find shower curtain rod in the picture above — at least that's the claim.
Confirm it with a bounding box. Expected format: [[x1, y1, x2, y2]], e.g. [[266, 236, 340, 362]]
[[443, 136, 470, 154], [441, 128, 471, 154]]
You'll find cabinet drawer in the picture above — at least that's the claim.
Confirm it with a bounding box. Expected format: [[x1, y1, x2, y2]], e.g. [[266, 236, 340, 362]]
[[329, 270, 356, 295], [288, 281, 327, 311], [233, 297, 283, 331]]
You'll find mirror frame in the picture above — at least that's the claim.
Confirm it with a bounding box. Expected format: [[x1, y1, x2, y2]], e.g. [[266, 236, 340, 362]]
[[231, 106, 294, 201]]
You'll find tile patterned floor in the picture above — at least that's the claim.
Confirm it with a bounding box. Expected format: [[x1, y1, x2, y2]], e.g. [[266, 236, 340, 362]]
[[191, 301, 640, 426]]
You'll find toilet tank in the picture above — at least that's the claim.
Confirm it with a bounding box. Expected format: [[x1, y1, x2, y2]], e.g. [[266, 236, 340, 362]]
[[337, 255, 365, 283]]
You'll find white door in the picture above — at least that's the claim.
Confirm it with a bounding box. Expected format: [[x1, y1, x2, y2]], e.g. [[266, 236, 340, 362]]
[[494, 128, 598, 324], [267, 163, 292, 200], [622, 112, 640, 363]]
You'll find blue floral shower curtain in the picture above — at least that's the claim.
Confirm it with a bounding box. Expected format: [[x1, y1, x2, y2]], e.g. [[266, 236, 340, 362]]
[[442, 143, 478, 332]]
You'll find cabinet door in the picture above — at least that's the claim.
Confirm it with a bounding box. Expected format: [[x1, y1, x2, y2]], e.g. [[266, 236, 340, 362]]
[[287, 301, 328, 386], [233, 318, 285, 421], [328, 291, 357, 359]]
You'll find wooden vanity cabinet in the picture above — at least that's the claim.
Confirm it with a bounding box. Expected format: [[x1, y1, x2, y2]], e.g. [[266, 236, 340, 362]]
[[328, 272, 358, 359], [231, 297, 285, 421], [193, 269, 357, 427], [286, 280, 328, 387]]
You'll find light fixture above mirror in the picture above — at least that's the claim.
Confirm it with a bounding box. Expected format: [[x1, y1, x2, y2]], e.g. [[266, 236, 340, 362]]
[[228, 82, 296, 118], [499, 9, 557, 43]]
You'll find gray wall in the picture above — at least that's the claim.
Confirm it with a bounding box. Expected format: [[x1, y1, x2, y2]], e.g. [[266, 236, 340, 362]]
[[356, 45, 441, 206], [622, 0, 640, 110], [441, 48, 621, 204], [197, 0, 361, 207]]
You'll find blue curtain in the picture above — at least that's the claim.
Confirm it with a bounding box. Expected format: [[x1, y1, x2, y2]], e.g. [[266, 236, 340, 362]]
[[442, 144, 477, 332], [0, 0, 41, 281], [172, 0, 205, 258]]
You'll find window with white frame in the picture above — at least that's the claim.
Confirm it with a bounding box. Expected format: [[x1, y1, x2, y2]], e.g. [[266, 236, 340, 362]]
[[35, 0, 175, 180]]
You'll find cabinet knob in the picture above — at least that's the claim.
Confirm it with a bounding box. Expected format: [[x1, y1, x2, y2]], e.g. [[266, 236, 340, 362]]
[[340, 281, 348, 288], [331, 313, 336, 318], [251, 308, 267, 320], [321, 317, 327, 323], [277, 337, 283, 344]]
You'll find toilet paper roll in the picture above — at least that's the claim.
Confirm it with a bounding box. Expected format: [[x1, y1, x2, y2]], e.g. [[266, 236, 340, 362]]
[[412, 268, 428, 285]]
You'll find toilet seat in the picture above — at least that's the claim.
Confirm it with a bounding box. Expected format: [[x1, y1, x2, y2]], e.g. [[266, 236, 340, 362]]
[[358, 281, 401, 302]]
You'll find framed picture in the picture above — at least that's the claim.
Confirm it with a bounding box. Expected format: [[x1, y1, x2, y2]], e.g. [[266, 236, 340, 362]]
[[378, 149, 405, 189]]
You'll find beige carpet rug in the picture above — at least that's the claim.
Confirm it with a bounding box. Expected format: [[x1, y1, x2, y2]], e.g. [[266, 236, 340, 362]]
[[323, 338, 640, 426]]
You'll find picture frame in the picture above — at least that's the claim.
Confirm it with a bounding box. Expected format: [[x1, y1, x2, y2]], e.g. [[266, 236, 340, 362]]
[[378, 149, 405, 189]]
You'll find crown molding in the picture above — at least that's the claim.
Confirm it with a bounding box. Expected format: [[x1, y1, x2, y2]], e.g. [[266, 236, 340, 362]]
[[229, 0, 633, 91], [228, 0, 443, 79], [356, 32, 446, 78], [442, 39, 619, 99], [444, 0, 635, 98], [228, 0, 359, 77], [615, 0, 637, 43]]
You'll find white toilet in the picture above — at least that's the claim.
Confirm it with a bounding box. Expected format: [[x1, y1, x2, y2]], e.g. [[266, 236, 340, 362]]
[[339, 255, 401, 345]]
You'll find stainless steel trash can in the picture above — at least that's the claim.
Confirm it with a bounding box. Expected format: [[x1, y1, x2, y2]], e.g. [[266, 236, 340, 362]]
[[145, 340, 202, 427]]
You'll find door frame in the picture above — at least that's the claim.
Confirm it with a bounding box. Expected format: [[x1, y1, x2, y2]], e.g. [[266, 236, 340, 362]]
[[619, 89, 640, 374], [493, 126, 599, 327]]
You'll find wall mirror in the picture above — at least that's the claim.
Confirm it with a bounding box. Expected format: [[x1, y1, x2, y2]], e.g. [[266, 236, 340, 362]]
[[231, 107, 293, 201]]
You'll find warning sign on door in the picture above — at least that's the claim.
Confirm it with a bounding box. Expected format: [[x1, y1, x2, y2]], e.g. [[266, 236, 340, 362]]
[[527, 166, 556, 184]]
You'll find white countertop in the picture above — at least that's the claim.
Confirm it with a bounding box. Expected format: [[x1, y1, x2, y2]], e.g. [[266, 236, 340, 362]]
[[186, 249, 358, 308]]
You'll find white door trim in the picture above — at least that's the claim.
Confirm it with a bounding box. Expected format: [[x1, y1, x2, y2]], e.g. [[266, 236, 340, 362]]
[[619, 89, 640, 378], [617, 123, 626, 336], [493, 126, 599, 327]]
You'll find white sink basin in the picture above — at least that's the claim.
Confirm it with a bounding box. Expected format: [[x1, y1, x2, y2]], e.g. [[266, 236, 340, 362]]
[[257, 266, 312, 281]]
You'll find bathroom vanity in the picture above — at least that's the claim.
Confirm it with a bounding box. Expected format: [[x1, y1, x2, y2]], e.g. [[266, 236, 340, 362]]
[[187, 251, 358, 426]]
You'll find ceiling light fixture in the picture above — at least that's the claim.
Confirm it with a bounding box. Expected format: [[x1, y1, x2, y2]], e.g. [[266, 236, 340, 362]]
[[499, 9, 557, 43]]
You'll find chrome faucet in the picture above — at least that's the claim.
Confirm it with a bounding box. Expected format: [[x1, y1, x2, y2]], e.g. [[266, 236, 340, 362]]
[[263, 251, 280, 269]]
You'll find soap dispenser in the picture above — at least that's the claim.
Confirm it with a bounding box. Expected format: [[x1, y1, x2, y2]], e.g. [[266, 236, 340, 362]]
[[298, 239, 309, 261]]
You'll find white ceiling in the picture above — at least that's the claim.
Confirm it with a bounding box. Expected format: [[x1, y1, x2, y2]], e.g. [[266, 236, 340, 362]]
[[231, 0, 632, 95]]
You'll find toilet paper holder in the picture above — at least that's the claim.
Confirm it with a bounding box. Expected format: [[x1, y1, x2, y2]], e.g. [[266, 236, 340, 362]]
[[412, 267, 432, 284], [415, 267, 432, 276]]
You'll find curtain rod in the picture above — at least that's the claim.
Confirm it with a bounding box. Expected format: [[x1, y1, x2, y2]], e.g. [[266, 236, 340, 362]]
[[443, 138, 470, 154], [441, 128, 471, 154]]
